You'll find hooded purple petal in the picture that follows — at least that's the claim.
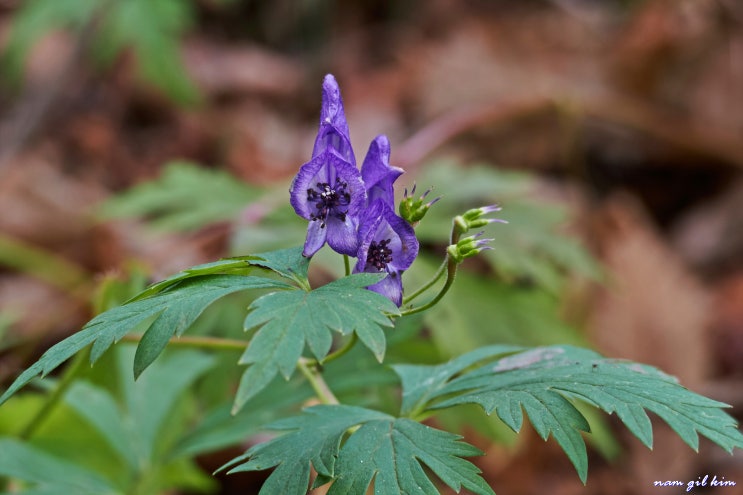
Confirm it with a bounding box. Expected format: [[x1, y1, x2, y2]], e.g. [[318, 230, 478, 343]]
[[361, 135, 403, 209], [312, 74, 355, 165], [354, 200, 419, 305]]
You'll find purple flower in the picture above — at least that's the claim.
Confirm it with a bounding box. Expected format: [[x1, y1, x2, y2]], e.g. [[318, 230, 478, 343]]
[[354, 200, 419, 306], [290, 153, 365, 257], [290, 75, 365, 257], [360, 135, 403, 209]]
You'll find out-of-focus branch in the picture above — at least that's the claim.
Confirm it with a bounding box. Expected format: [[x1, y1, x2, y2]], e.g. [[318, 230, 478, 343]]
[[395, 93, 743, 171], [394, 97, 556, 171]]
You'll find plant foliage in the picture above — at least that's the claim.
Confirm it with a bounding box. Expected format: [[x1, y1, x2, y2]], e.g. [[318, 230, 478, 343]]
[[0, 249, 313, 407], [100, 162, 262, 231], [2, 65, 740, 495], [1, 248, 742, 494], [220, 405, 494, 495], [394, 345, 743, 483], [235, 273, 399, 412], [0, 347, 216, 495]]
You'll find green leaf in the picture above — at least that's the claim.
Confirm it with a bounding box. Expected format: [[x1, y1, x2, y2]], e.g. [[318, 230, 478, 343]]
[[64, 382, 139, 470], [0, 438, 119, 495], [117, 348, 216, 465], [0, 274, 290, 406], [99, 162, 259, 231], [244, 246, 311, 288], [394, 344, 525, 418], [95, 0, 198, 105], [328, 418, 493, 495], [222, 405, 493, 495], [394, 345, 743, 483], [234, 273, 398, 412], [221, 406, 384, 493], [2, 0, 103, 84], [60, 348, 215, 486], [174, 375, 314, 458], [131, 247, 309, 301]]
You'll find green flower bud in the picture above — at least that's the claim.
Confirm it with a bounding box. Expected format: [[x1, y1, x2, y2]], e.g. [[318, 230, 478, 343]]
[[398, 184, 440, 225]]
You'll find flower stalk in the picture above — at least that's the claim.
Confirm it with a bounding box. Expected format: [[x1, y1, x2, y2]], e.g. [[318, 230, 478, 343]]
[[297, 358, 339, 405], [401, 204, 504, 315], [120, 333, 343, 406]]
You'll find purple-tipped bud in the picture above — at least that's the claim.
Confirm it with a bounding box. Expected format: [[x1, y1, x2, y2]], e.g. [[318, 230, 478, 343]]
[[454, 204, 507, 236], [448, 232, 495, 263], [399, 183, 440, 225]]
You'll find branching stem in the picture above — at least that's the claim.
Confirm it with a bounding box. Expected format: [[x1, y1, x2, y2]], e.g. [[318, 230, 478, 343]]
[[403, 257, 448, 305], [399, 256, 458, 317], [319, 333, 358, 365], [121, 333, 341, 406], [297, 359, 339, 405], [400, 218, 464, 316]]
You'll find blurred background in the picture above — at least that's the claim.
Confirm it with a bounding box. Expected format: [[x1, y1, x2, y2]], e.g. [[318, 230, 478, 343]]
[[0, 0, 742, 494]]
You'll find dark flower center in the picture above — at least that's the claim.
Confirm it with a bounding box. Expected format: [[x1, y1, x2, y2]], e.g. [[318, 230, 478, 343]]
[[366, 238, 393, 272], [306, 178, 351, 227]]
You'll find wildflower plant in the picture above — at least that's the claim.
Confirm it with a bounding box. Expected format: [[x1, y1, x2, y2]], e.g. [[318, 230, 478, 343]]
[[1, 75, 742, 495]]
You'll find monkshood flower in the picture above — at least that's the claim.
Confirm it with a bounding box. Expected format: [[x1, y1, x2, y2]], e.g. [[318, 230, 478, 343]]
[[360, 135, 403, 209], [355, 200, 419, 306], [290, 75, 365, 257]]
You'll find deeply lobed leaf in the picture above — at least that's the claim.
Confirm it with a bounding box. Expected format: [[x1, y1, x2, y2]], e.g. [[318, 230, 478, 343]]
[[394, 345, 743, 484], [221, 405, 493, 495], [234, 273, 399, 412]]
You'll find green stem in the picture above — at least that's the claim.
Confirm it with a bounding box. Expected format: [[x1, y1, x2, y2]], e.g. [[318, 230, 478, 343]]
[[343, 255, 351, 277], [400, 218, 463, 316], [120, 334, 247, 352], [399, 256, 458, 317], [297, 359, 339, 405], [320, 334, 358, 365], [20, 347, 90, 440], [403, 257, 448, 305], [121, 333, 340, 406]]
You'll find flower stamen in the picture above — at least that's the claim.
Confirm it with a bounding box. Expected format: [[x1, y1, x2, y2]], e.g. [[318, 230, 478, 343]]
[[307, 178, 351, 227], [366, 238, 393, 271]]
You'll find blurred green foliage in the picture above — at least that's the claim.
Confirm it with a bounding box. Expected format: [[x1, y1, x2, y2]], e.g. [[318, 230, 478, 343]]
[[2, 0, 199, 104], [0, 347, 217, 494], [101, 161, 262, 231]]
